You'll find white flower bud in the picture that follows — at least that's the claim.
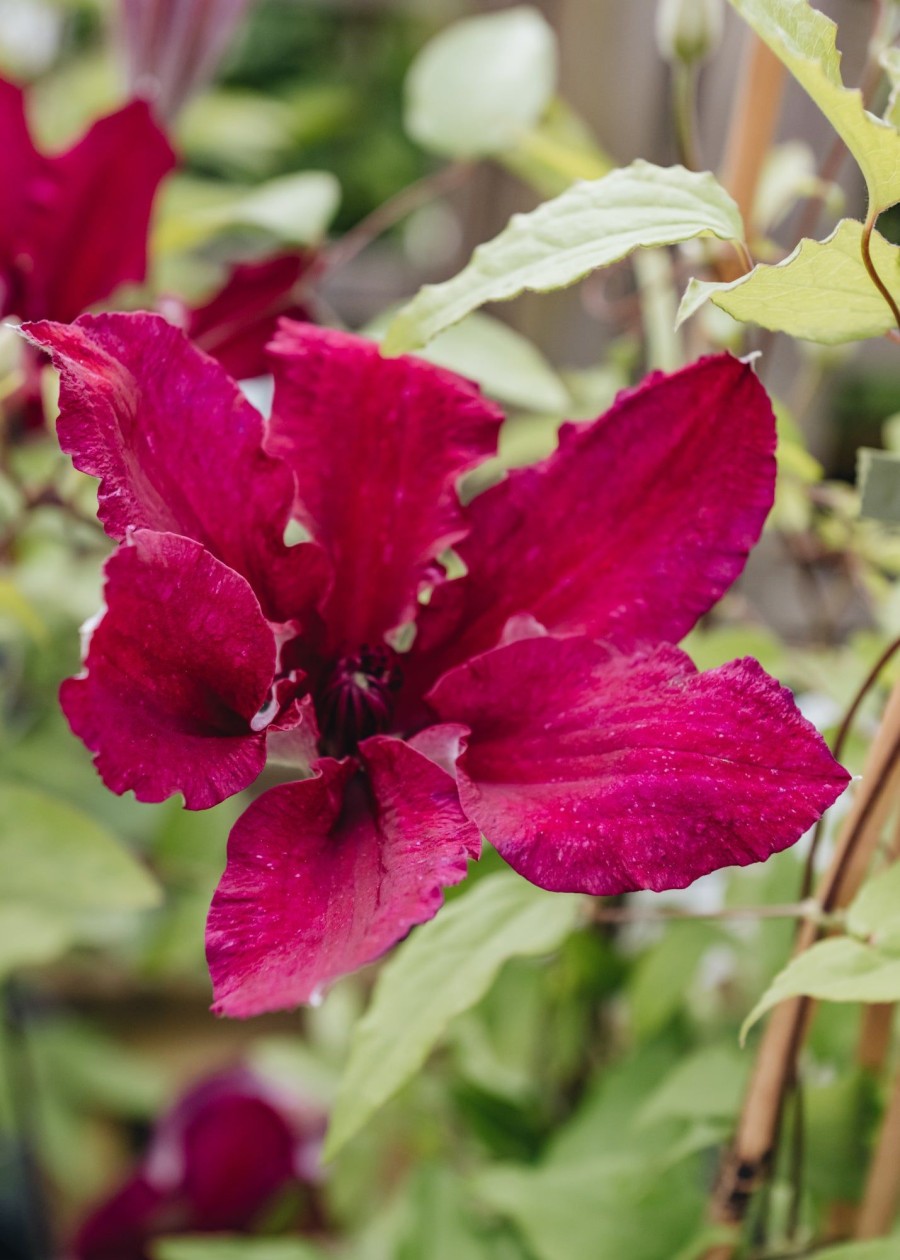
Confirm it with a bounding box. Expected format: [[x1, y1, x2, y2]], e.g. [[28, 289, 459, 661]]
[[655, 0, 724, 65]]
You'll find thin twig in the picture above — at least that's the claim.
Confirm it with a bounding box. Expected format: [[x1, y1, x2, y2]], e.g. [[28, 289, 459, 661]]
[[705, 680, 900, 1258], [861, 213, 900, 332], [590, 900, 827, 926], [856, 1066, 900, 1238], [319, 161, 475, 276], [801, 630, 900, 900]]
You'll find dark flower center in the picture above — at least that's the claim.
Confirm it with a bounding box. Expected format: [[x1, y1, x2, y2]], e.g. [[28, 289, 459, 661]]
[[315, 645, 402, 758]]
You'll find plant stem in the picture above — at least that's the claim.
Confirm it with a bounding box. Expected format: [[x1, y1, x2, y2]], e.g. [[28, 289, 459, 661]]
[[590, 900, 827, 926], [861, 212, 900, 333], [2, 982, 51, 1260], [801, 630, 900, 901], [719, 34, 786, 243], [705, 679, 900, 1258], [856, 1067, 900, 1238], [319, 161, 474, 276], [673, 61, 701, 171]]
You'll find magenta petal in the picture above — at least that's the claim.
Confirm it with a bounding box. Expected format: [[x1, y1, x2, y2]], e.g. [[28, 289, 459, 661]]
[[207, 738, 480, 1016], [182, 252, 313, 380], [24, 312, 328, 621], [22, 100, 175, 322], [0, 79, 39, 292], [267, 322, 502, 647], [414, 355, 776, 678], [429, 636, 849, 895], [63, 531, 277, 809]]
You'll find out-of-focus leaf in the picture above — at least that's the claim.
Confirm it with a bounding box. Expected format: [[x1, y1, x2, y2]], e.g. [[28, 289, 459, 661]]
[[324, 873, 582, 1160], [405, 7, 557, 158], [367, 309, 570, 413], [154, 1241, 325, 1260], [0, 905, 75, 977], [846, 861, 900, 951], [679, 221, 900, 343], [475, 1148, 704, 1260], [0, 783, 161, 975], [638, 1046, 748, 1127], [156, 172, 340, 252], [741, 938, 900, 1042], [0, 783, 161, 915], [807, 1242, 900, 1259], [502, 98, 613, 197], [384, 161, 745, 352], [726, 0, 900, 213], [0, 578, 46, 640], [859, 448, 900, 524], [628, 921, 725, 1040]]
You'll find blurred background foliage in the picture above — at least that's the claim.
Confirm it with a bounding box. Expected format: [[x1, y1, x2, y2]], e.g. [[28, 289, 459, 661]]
[[4, 1, 900, 1259]]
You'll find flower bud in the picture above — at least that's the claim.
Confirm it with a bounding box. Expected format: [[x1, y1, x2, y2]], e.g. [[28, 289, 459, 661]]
[[655, 0, 724, 65]]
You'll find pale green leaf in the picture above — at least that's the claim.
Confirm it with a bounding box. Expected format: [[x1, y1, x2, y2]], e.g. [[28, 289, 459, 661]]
[[741, 937, 900, 1042], [154, 1240, 324, 1260], [324, 873, 582, 1159], [805, 1242, 900, 1260], [638, 1046, 748, 1128], [858, 448, 900, 525], [366, 309, 570, 412], [156, 172, 340, 252], [405, 7, 557, 158], [727, 0, 900, 212], [0, 905, 77, 977], [384, 160, 745, 353], [846, 862, 900, 951], [678, 220, 900, 343], [475, 1151, 703, 1260], [0, 783, 162, 915]]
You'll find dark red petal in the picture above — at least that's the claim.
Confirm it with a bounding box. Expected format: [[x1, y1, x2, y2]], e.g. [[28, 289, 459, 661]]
[[0, 78, 39, 291], [63, 531, 277, 809], [72, 1176, 162, 1260], [24, 312, 328, 622], [21, 100, 174, 322], [207, 739, 480, 1016], [267, 322, 502, 649], [413, 355, 776, 680], [429, 636, 849, 895], [182, 253, 313, 380]]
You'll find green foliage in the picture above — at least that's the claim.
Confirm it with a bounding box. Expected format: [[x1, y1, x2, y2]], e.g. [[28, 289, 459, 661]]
[[405, 7, 557, 158], [0, 782, 161, 976], [628, 921, 725, 1040], [858, 448, 900, 525], [154, 1241, 325, 1260], [742, 864, 900, 1039], [324, 874, 583, 1160], [679, 221, 900, 343], [384, 161, 745, 353], [726, 0, 900, 214]]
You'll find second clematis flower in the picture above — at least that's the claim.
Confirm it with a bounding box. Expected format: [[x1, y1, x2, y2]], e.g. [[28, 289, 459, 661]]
[[24, 313, 849, 1017]]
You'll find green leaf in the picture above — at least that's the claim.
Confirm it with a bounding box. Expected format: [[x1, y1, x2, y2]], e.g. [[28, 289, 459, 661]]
[[156, 171, 340, 252], [804, 1243, 900, 1260], [405, 7, 557, 158], [324, 873, 582, 1159], [638, 1046, 748, 1128], [384, 161, 745, 353], [0, 783, 161, 915], [475, 1149, 704, 1260], [0, 905, 77, 977], [678, 220, 900, 343], [0, 783, 161, 975], [154, 1241, 324, 1260], [846, 861, 900, 951], [741, 937, 900, 1042], [726, 0, 900, 213], [628, 921, 725, 1040], [858, 448, 900, 525], [367, 309, 570, 413]]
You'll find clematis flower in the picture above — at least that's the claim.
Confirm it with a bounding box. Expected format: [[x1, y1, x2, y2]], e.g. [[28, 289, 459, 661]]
[[0, 79, 174, 325], [158, 251, 315, 381], [24, 313, 848, 1017], [0, 77, 174, 430], [119, 0, 257, 123], [71, 1068, 327, 1260]]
